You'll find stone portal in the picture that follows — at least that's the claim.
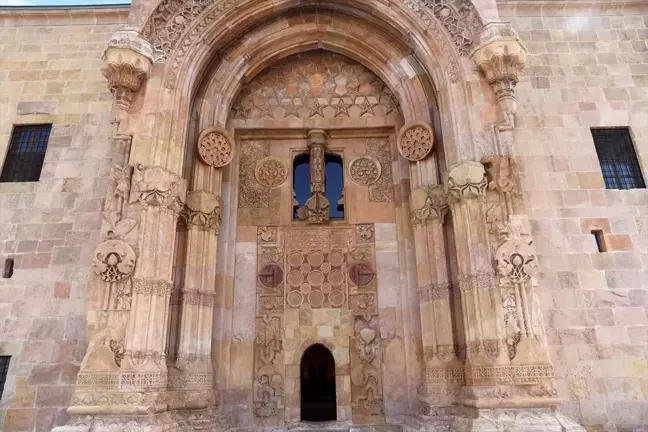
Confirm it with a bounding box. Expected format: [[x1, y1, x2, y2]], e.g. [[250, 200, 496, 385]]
[[300, 344, 336, 422]]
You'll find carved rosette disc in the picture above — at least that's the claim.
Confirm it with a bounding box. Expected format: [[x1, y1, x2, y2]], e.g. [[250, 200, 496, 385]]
[[197, 127, 234, 168], [92, 239, 136, 282], [258, 264, 284, 288], [349, 262, 375, 286], [349, 156, 381, 186], [397, 121, 434, 161], [255, 157, 287, 188]]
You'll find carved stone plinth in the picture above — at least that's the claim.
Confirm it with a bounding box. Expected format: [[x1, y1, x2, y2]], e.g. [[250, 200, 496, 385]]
[[52, 412, 182, 432], [453, 407, 584, 432]]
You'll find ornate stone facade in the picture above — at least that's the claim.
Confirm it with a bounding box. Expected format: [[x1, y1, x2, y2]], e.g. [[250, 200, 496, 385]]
[[3, 1, 648, 432]]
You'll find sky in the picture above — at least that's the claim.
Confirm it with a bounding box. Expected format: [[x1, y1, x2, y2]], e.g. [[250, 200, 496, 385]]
[[0, 0, 129, 5]]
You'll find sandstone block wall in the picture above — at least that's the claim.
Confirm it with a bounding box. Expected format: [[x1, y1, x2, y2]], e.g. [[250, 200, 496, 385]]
[[0, 8, 127, 432], [500, 4, 648, 430]]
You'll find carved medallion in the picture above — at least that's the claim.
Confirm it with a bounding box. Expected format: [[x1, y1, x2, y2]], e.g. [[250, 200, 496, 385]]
[[349, 262, 375, 286], [92, 240, 136, 282], [255, 157, 287, 188], [349, 156, 381, 186], [397, 121, 434, 161], [258, 264, 284, 288], [197, 127, 234, 168]]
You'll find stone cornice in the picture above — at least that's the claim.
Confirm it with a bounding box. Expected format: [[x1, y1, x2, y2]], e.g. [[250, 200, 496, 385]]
[[497, 0, 648, 16]]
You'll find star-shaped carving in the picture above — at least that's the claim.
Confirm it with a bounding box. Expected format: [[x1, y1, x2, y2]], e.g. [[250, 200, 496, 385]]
[[283, 102, 300, 118], [359, 98, 376, 116], [334, 101, 351, 117], [344, 86, 362, 102], [232, 102, 251, 119], [258, 100, 276, 118], [309, 99, 325, 117], [381, 96, 400, 115]]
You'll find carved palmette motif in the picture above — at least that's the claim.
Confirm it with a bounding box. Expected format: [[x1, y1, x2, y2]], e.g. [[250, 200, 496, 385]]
[[92, 240, 136, 282], [495, 216, 536, 286]]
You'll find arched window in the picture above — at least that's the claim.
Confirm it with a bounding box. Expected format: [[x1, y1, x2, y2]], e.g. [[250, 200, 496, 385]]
[[292, 152, 345, 220], [325, 153, 344, 219], [293, 153, 311, 219]]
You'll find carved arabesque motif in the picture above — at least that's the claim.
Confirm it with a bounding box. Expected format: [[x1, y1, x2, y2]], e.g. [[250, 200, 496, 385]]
[[398, 121, 434, 161], [366, 138, 394, 203], [92, 240, 136, 282], [255, 157, 287, 188], [349, 156, 381, 186], [239, 141, 272, 209], [197, 127, 234, 168]]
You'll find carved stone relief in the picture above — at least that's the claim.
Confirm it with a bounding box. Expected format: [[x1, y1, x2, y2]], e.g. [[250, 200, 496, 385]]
[[180, 190, 222, 232], [255, 157, 287, 188], [447, 161, 487, 202], [228, 51, 401, 121], [349, 156, 381, 186], [239, 141, 272, 209], [397, 121, 434, 161], [197, 127, 234, 168], [92, 240, 136, 282], [366, 138, 394, 203], [129, 164, 187, 211], [410, 185, 449, 225]]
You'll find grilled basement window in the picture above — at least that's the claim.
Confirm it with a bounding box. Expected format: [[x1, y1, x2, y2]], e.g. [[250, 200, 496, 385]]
[[0, 356, 10, 399], [0, 124, 52, 183], [591, 128, 646, 190]]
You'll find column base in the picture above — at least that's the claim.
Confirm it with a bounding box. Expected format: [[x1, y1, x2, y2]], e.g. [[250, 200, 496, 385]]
[[51, 409, 228, 432], [453, 407, 585, 432], [404, 407, 584, 432]]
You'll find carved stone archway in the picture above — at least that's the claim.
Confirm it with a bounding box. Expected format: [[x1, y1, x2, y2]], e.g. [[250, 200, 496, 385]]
[[50, 0, 587, 429]]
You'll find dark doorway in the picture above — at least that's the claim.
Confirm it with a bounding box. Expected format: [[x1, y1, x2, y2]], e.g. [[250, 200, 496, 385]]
[[300, 344, 336, 422]]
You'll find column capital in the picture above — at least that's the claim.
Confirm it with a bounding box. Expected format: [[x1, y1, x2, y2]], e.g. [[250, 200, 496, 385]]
[[471, 23, 527, 128], [307, 129, 328, 148], [410, 184, 449, 226], [446, 161, 487, 203], [180, 190, 222, 233], [129, 164, 187, 213], [101, 31, 154, 115]]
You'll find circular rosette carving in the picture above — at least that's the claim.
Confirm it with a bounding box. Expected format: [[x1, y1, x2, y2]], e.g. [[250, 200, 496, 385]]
[[348, 156, 381, 186], [348, 262, 375, 286], [92, 240, 136, 282], [197, 127, 234, 168], [397, 121, 434, 161], [258, 264, 284, 288], [255, 157, 287, 188]]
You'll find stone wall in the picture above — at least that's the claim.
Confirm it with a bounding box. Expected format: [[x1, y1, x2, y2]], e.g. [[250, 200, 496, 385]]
[[0, 8, 128, 432], [500, 3, 648, 430]]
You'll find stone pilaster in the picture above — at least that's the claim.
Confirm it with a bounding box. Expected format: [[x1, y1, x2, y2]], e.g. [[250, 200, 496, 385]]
[[446, 161, 510, 393], [410, 185, 462, 416], [168, 191, 222, 409], [471, 23, 527, 130]]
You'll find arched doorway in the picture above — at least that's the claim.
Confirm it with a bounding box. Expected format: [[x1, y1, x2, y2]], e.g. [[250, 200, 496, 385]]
[[300, 344, 336, 422]]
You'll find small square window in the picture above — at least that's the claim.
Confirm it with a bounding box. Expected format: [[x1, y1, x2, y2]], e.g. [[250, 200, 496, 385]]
[[0, 124, 52, 183], [0, 356, 10, 399], [591, 128, 645, 190]]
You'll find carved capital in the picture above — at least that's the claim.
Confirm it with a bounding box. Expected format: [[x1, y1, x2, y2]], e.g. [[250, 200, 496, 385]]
[[180, 191, 222, 232], [129, 164, 187, 212], [471, 24, 527, 127], [410, 185, 449, 226], [307, 129, 328, 148], [101, 32, 153, 114], [447, 161, 487, 202]]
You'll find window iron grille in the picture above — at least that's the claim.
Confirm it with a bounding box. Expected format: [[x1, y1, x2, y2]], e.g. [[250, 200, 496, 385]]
[[0, 356, 10, 399], [591, 128, 645, 190], [0, 124, 52, 183]]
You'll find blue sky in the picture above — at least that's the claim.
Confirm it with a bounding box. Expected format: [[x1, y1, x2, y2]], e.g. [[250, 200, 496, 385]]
[[0, 0, 129, 5]]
